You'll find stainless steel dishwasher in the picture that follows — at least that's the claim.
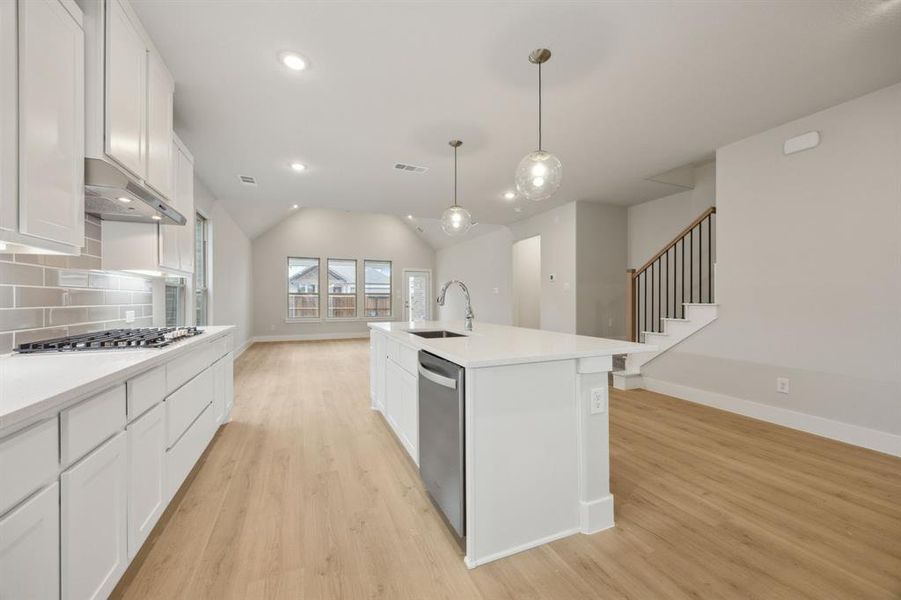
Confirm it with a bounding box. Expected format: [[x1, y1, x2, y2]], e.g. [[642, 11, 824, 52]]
[[418, 350, 465, 547]]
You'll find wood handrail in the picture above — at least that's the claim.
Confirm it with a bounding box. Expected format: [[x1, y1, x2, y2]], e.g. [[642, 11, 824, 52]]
[[632, 206, 716, 277]]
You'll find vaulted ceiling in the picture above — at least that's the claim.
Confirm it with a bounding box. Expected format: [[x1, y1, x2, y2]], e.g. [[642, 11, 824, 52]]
[[132, 0, 901, 238]]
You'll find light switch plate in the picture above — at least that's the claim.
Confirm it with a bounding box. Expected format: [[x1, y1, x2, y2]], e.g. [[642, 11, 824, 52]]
[[125, 310, 135, 323], [590, 388, 607, 414]]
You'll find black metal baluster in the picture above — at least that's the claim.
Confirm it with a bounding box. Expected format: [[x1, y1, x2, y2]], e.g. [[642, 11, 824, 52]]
[[665, 248, 669, 323], [681, 238, 685, 317], [651, 262, 655, 332], [690, 227, 694, 303], [644, 269, 648, 340]]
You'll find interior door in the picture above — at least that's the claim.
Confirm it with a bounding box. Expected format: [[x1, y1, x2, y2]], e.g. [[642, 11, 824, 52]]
[[404, 269, 431, 322]]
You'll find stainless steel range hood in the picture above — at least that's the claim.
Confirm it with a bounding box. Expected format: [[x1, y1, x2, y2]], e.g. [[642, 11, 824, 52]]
[[84, 158, 186, 226]]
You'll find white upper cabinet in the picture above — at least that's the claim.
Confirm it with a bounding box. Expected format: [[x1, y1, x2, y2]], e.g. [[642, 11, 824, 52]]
[[104, 0, 145, 178], [174, 137, 194, 273], [83, 0, 175, 201], [0, 0, 85, 254], [145, 49, 174, 197]]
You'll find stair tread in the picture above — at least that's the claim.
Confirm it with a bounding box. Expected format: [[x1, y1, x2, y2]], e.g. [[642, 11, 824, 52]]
[[683, 302, 719, 306]]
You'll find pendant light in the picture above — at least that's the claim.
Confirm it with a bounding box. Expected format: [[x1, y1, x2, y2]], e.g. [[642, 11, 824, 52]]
[[515, 48, 562, 202], [441, 140, 473, 236]]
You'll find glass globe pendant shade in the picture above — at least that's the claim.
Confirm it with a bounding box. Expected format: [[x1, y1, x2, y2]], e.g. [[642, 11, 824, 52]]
[[441, 205, 473, 236], [515, 150, 563, 202]]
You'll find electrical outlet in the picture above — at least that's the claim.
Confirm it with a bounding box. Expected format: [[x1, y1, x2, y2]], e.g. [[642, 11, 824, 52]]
[[125, 310, 135, 323], [549, 273, 556, 282], [590, 388, 607, 414], [776, 377, 790, 394], [492, 287, 499, 294]]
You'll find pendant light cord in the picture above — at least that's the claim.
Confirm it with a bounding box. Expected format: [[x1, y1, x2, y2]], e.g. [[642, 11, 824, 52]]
[[453, 145, 458, 207], [538, 61, 543, 151]]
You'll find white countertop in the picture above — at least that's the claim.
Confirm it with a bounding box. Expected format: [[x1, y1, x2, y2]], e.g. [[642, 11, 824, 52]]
[[368, 321, 654, 368], [0, 325, 235, 435]]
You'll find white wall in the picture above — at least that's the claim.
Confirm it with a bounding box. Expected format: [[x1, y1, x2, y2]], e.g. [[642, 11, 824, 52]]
[[193, 178, 254, 353], [627, 161, 716, 269], [252, 208, 435, 339], [575, 202, 628, 339], [512, 236, 541, 328], [435, 227, 514, 326], [643, 82, 901, 439]]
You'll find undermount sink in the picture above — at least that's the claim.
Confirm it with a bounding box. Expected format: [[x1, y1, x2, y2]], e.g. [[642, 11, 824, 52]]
[[407, 330, 467, 339]]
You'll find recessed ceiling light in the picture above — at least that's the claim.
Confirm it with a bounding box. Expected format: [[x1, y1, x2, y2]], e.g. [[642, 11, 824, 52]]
[[117, 196, 132, 203], [503, 191, 516, 200], [290, 162, 306, 172], [406, 214, 413, 220], [151, 215, 162, 221], [292, 204, 299, 209], [279, 51, 307, 71]]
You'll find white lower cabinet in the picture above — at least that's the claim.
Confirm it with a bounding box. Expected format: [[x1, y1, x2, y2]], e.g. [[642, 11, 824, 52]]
[[224, 354, 234, 417], [0, 482, 60, 600], [166, 403, 215, 502], [126, 402, 166, 559], [385, 358, 419, 464], [61, 431, 127, 600]]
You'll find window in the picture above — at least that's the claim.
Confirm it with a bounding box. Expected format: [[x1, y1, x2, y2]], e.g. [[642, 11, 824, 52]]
[[165, 277, 186, 326], [327, 259, 357, 318], [288, 257, 320, 318], [194, 212, 209, 326], [364, 260, 392, 318]]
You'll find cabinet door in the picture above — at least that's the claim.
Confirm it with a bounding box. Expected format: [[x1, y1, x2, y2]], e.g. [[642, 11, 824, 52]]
[[17, 0, 84, 247], [61, 432, 127, 600], [0, 482, 60, 600], [105, 0, 146, 178], [385, 359, 417, 461], [0, 1, 16, 233], [174, 142, 194, 273], [156, 139, 180, 270], [145, 51, 173, 199], [224, 353, 234, 419], [212, 358, 226, 425], [126, 403, 165, 559]]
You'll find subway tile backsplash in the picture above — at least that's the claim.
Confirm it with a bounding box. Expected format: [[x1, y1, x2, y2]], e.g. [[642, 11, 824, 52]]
[[0, 215, 155, 354]]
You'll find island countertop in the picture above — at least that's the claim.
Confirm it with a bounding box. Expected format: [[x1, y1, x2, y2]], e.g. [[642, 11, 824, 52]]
[[0, 325, 235, 434], [368, 321, 654, 368]]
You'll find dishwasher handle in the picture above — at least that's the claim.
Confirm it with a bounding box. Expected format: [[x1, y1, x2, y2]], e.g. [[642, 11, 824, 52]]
[[418, 363, 458, 390]]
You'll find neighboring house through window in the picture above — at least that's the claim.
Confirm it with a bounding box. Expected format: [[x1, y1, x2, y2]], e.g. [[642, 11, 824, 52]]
[[364, 260, 391, 318], [328, 259, 357, 318], [288, 257, 320, 318]]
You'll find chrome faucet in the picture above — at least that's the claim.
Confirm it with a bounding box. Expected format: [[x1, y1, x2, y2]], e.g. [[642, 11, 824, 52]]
[[437, 280, 475, 331]]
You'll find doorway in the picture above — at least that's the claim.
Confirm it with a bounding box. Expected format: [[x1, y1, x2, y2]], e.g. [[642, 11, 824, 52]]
[[403, 269, 432, 321], [512, 236, 541, 328]]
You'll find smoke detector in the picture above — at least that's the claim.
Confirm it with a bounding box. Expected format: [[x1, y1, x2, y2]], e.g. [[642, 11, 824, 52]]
[[393, 162, 428, 174]]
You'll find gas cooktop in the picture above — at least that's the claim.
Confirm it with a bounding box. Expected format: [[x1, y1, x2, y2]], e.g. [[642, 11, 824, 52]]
[[15, 327, 203, 354]]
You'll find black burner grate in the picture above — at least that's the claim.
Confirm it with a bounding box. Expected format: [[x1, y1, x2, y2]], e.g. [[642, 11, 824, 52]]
[[15, 327, 203, 354]]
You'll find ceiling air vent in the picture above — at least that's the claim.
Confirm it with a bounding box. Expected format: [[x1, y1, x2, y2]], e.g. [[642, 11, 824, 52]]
[[393, 162, 428, 174], [238, 175, 257, 186]]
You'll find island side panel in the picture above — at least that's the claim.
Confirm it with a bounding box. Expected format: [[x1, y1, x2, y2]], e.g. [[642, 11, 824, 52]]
[[575, 363, 614, 533], [465, 359, 580, 567]]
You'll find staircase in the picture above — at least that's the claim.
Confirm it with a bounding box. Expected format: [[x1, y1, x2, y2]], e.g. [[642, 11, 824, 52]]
[[613, 207, 718, 390]]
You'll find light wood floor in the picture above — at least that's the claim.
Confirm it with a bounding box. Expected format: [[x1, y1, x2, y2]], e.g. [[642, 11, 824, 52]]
[[112, 339, 901, 599]]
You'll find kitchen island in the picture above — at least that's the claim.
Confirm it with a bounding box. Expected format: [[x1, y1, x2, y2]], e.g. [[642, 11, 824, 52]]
[[368, 320, 653, 568]]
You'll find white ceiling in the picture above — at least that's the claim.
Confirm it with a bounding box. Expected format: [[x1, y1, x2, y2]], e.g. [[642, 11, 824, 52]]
[[132, 0, 901, 239]]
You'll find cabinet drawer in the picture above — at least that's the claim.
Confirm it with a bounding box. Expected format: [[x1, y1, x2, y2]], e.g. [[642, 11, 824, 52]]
[[61, 385, 126, 468], [166, 341, 217, 393], [0, 418, 58, 516], [127, 365, 167, 421], [166, 403, 215, 501], [165, 367, 213, 448], [0, 482, 60, 600], [387, 339, 418, 375]]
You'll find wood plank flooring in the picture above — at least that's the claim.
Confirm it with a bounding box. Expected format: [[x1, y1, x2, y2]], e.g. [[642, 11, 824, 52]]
[[112, 339, 901, 599]]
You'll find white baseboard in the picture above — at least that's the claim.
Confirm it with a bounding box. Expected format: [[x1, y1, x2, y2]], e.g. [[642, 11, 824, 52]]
[[642, 377, 901, 458], [252, 332, 369, 343], [580, 495, 615, 534], [464, 526, 582, 569], [234, 338, 253, 358]]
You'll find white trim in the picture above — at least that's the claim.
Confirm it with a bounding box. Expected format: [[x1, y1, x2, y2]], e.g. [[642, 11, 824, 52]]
[[252, 332, 369, 343], [580, 495, 615, 534], [642, 377, 901, 458], [464, 527, 581, 569], [234, 338, 253, 358]]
